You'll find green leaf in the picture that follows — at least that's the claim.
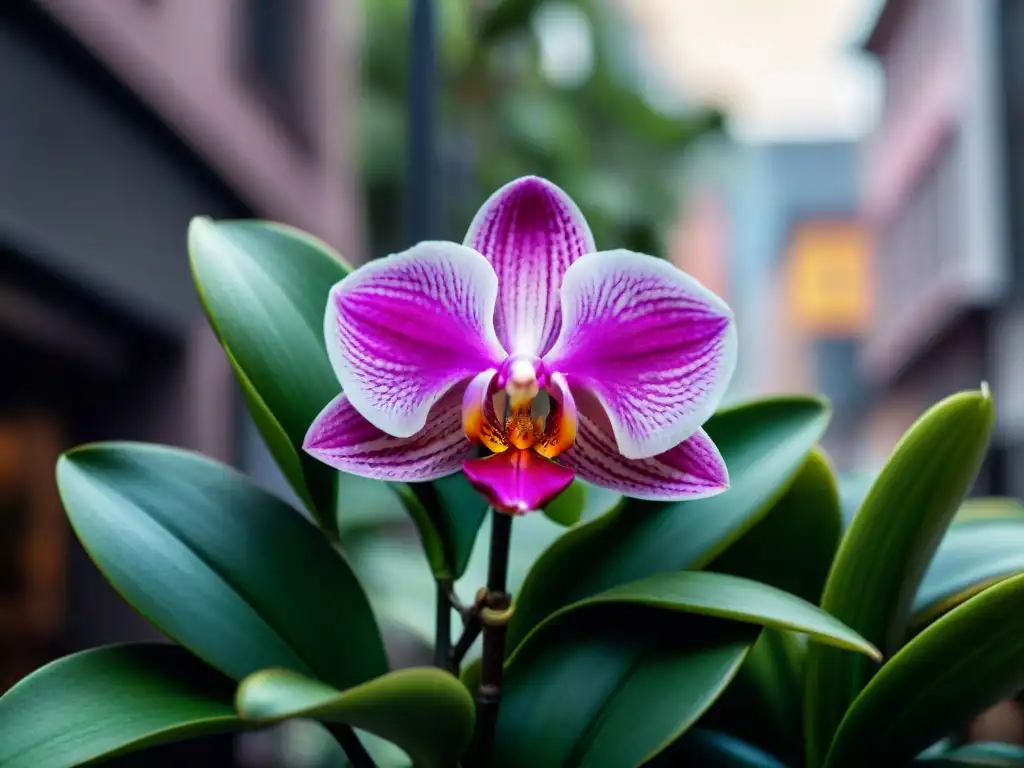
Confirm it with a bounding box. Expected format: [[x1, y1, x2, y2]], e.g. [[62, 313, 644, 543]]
[[236, 667, 475, 768], [913, 518, 1024, 630], [805, 388, 994, 767], [700, 629, 806, 766], [57, 442, 388, 688], [916, 741, 1024, 766], [347, 510, 567, 645], [954, 496, 1024, 523], [397, 473, 490, 580], [701, 451, 838, 763], [495, 612, 758, 768], [507, 396, 832, 650], [0, 644, 242, 768], [543, 478, 587, 526], [509, 571, 879, 665], [188, 218, 350, 531], [825, 572, 1024, 767], [710, 448, 841, 604], [647, 729, 789, 767]]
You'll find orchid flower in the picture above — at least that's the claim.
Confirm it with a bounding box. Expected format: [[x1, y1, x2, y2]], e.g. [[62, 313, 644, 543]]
[[304, 177, 737, 514]]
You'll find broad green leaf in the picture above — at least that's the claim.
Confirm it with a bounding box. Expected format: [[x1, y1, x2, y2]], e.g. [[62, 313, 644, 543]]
[[837, 471, 875, 530], [0, 644, 241, 768], [916, 741, 1024, 766], [509, 571, 879, 664], [57, 443, 387, 688], [710, 448, 841, 604], [543, 478, 587, 526], [647, 729, 789, 767], [912, 518, 1024, 630], [236, 667, 475, 768], [702, 451, 838, 764], [805, 388, 994, 767], [700, 629, 806, 766], [954, 496, 1024, 523], [188, 218, 349, 532], [507, 396, 832, 650], [825, 572, 1024, 767], [397, 473, 489, 580], [495, 612, 757, 768]]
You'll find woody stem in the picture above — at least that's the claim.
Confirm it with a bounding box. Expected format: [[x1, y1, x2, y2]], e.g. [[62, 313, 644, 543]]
[[469, 509, 513, 764]]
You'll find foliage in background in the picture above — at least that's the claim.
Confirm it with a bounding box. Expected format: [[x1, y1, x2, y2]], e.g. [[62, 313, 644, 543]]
[[1, 218, 1023, 767], [358, 0, 723, 256]]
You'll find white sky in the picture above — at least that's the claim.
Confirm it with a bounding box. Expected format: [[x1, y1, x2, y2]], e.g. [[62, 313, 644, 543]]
[[611, 0, 886, 142]]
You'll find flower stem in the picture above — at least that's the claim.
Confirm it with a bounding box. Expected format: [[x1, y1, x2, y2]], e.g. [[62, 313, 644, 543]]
[[435, 578, 453, 671], [327, 723, 376, 767], [469, 509, 514, 764]]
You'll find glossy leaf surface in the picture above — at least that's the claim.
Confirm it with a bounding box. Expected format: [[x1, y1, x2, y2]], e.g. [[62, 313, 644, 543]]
[[826, 573, 1024, 767], [236, 667, 475, 768], [57, 443, 387, 688], [913, 518, 1024, 629], [508, 396, 831, 649], [496, 612, 757, 768], [710, 448, 841, 604], [189, 218, 349, 529], [509, 570, 878, 664], [805, 389, 994, 766], [648, 729, 788, 767], [0, 644, 241, 768]]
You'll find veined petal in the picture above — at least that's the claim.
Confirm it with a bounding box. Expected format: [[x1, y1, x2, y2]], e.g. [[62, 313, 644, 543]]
[[560, 403, 729, 501], [462, 368, 508, 453], [464, 176, 595, 357], [544, 250, 737, 460], [326, 241, 506, 438], [462, 449, 575, 515], [304, 392, 470, 482]]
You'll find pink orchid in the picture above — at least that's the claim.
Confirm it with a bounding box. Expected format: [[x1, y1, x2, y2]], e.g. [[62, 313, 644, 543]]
[[303, 177, 737, 514]]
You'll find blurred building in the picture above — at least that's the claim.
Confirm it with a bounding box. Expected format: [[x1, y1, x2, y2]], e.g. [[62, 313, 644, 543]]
[[859, 0, 1014, 491], [0, 0, 357, 753], [673, 140, 871, 468]]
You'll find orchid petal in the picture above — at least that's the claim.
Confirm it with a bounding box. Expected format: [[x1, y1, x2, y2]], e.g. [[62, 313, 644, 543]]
[[303, 391, 471, 482], [325, 241, 506, 438], [560, 403, 729, 501], [545, 249, 737, 460], [462, 368, 508, 454], [462, 449, 576, 515], [464, 176, 595, 357]]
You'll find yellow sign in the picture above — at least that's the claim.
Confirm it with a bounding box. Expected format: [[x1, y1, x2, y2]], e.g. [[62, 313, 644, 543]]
[[784, 222, 871, 336]]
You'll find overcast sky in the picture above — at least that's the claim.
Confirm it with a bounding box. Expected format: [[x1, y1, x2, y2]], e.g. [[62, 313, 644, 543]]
[[614, 0, 886, 142]]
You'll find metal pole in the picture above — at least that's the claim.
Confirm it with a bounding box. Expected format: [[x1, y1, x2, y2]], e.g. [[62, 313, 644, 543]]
[[408, 0, 438, 243]]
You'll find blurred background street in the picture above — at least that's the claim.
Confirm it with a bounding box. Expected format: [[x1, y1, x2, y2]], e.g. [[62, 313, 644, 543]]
[[0, 0, 1019, 764]]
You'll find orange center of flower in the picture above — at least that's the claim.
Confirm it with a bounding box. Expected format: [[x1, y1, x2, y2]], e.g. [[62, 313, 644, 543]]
[[463, 358, 577, 459]]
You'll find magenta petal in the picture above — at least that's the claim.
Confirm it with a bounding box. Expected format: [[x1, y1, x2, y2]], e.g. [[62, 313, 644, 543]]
[[304, 391, 471, 481], [544, 250, 737, 460], [462, 450, 576, 515], [464, 176, 595, 357], [559, 401, 729, 501], [326, 241, 506, 438]]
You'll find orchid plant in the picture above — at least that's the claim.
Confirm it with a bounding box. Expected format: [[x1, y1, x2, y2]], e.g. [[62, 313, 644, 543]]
[[0, 177, 1023, 768]]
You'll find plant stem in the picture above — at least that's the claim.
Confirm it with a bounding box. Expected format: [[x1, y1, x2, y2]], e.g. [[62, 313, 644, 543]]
[[327, 723, 376, 767], [435, 578, 453, 671], [470, 509, 513, 764], [450, 613, 483, 672]]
